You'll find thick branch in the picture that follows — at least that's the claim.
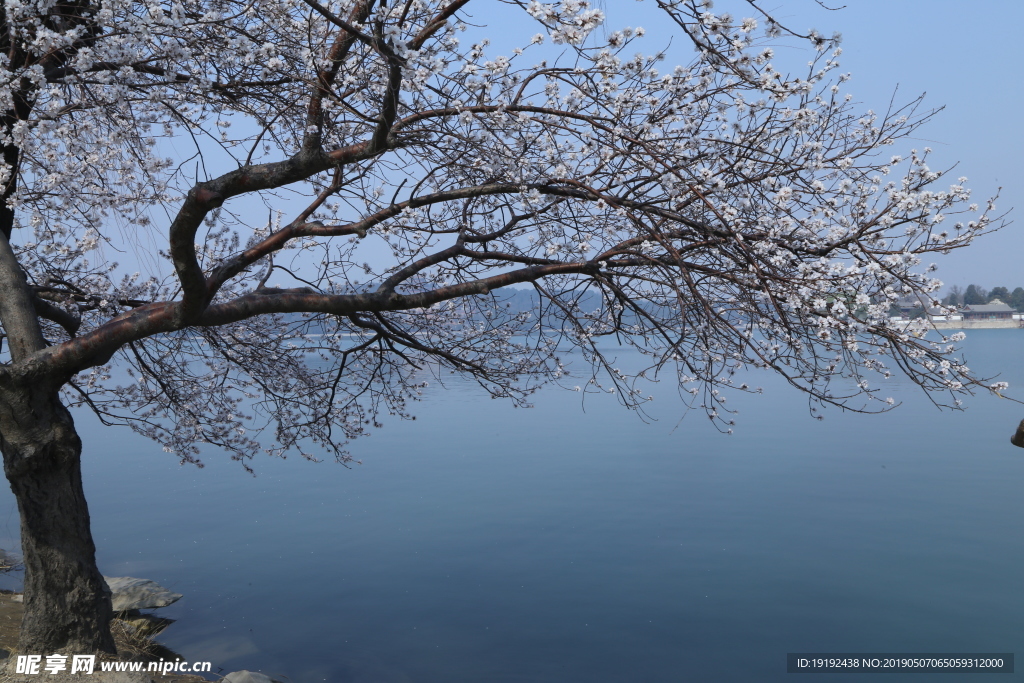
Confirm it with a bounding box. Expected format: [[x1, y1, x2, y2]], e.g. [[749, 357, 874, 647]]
[[409, 0, 472, 50], [32, 296, 81, 337], [394, 104, 616, 131], [369, 58, 403, 154], [199, 262, 592, 326], [167, 139, 382, 324], [302, 0, 376, 153], [25, 261, 592, 378], [299, 0, 386, 56], [377, 238, 465, 294], [0, 230, 46, 360]]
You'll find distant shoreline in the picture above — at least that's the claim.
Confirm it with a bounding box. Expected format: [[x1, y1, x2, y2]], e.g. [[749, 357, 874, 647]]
[[929, 321, 1020, 330], [887, 319, 1022, 330]]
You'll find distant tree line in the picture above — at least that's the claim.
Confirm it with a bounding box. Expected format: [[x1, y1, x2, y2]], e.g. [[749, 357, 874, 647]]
[[942, 285, 1024, 310]]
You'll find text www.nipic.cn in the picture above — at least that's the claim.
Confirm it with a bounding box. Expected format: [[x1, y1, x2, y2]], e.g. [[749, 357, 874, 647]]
[[15, 654, 213, 676]]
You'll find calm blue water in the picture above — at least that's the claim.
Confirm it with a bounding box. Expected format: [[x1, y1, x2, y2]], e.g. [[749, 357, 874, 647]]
[[1, 331, 1023, 681]]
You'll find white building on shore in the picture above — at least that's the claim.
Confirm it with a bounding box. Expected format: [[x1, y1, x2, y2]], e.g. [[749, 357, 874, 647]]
[[929, 299, 1021, 329]]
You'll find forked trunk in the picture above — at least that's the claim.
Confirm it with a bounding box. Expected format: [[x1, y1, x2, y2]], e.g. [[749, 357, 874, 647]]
[[0, 381, 115, 655]]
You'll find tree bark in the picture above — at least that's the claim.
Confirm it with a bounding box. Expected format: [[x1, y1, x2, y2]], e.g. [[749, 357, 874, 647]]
[[0, 380, 115, 654]]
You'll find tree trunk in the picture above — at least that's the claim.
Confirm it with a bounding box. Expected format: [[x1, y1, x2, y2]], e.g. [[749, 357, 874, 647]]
[[0, 381, 115, 655]]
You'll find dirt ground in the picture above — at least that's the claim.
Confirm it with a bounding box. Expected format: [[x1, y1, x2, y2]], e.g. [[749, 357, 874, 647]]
[[0, 593, 20, 661], [0, 592, 210, 683]]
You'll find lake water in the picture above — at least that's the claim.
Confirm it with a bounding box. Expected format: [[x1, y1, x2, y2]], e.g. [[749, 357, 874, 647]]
[[1, 331, 1023, 681]]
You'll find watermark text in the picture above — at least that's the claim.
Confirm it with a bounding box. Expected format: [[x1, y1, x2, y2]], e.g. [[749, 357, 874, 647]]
[[16, 654, 213, 676]]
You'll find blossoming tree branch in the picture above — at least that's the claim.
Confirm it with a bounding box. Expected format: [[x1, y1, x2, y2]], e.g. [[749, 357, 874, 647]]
[[0, 0, 1001, 655]]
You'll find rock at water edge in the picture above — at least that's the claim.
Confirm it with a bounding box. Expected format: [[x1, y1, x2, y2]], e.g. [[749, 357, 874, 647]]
[[103, 576, 183, 612], [223, 672, 281, 683]]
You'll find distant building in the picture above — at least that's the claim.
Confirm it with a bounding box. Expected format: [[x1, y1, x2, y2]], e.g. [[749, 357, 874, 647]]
[[893, 298, 925, 317], [925, 307, 961, 323], [961, 299, 1015, 321], [922, 298, 1023, 328]]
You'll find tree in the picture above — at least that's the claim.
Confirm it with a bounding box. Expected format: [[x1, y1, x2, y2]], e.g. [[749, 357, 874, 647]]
[[988, 286, 1009, 303], [1010, 287, 1024, 311], [0, 0, 1000, 655], [942, 285, 964, 307], [964, 284, 988, 305]]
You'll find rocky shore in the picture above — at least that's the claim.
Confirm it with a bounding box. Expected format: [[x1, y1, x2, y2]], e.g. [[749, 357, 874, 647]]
[[0, 567, 284, 683]]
